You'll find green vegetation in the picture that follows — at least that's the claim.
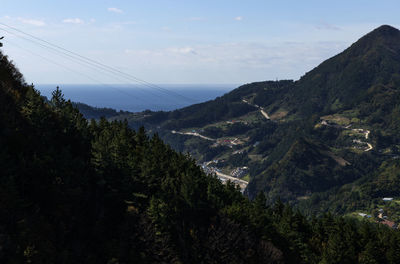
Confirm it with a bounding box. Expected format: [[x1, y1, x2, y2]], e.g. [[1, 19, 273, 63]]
[[72, 101, 122, 119], [102, 25, 400, 224], [2, 42, 400, 263]]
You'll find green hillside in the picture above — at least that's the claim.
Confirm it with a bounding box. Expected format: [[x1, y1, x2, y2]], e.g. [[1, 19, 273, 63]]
[[72, 101, 122, 119], [115, 25, 400, 222], [286, 25, 400, 116], [2, 28, 400, 263]]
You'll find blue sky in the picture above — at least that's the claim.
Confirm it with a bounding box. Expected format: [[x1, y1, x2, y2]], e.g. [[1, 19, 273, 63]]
[[1, 0, 399, 85]]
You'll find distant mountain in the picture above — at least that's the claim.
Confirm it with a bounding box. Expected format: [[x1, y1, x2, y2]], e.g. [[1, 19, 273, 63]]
[[72, 101, 123, 119], [138, 25, 400, 126], [119, 25, 400, 221]]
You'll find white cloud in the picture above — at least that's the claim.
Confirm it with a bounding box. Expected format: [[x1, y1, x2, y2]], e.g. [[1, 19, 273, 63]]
[[168, 47, 197, 55], [17, 18, 45, 27], [62, 18, 84, 24], [189, 17, 205, 21], [234, 16, 243, 21], [122, 41, 348, 82], [108, 7, 123, 14]]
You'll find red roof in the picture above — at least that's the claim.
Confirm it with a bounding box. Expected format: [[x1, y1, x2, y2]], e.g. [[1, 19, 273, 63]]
[[381, 220, 397, 228]]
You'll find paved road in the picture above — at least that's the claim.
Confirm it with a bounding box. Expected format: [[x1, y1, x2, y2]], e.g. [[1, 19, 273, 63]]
[[215, 171, 248, 186], [171, 130, 215, 141], [172, 130, 243, 146], [365, 130, 370, 139], [323, 125, 374, 152], [242, 99, 270, 120], [360, 129, 373, 151], [365, 143, 373, 152], [260, 109, 270, 120]]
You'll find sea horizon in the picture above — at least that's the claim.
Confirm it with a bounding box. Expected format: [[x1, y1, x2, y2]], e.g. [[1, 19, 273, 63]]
[[36, 83, 238, 112]]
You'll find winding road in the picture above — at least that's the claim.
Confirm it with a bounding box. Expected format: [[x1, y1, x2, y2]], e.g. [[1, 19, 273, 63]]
[[260, 109, 270, 120], [352, 128, 373, 151], [242, 99, 270, 120], [171, 130, 215, 141], [323, 123, 373, 152]]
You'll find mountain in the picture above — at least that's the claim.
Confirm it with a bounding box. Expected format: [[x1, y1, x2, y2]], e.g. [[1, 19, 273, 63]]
[[285, 25, 400, 115], [2, 28, 400, 263], [72, 102, 123, 119], [132, 25, 400, 127], [116, 25, 400, 220], [257, 138, 357, 200]]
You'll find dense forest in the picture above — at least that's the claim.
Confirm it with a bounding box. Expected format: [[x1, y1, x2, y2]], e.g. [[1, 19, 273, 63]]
[[1, 39, 400, 263]]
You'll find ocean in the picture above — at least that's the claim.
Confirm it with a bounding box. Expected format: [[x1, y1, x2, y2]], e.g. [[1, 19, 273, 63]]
[[36, 84, 237, 112]]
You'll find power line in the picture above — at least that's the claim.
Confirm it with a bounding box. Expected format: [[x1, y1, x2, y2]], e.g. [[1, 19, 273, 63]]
[[0, 26, 166, 103], [0, 21, 192, 101], [1, 37, 160, 106], [0, 26, 178, 105], [0, 22, 196, 104]]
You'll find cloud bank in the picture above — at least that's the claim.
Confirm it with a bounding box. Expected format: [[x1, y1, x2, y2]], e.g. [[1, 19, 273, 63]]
[[123, 40, 348, 83]]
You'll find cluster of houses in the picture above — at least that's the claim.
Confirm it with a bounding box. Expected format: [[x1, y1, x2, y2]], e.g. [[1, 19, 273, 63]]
[[226, 119, 249, 126], [200, 163, 221, 175], [232, 149, 245, 155], [377, 207, 398, 229], [201, 161, 249, 180], [211, 137, 243, 148], [231, 166, 249, 179], [320, 119, 340, 128], [199, 161, 248, 193], [358, 199, 398, 229]]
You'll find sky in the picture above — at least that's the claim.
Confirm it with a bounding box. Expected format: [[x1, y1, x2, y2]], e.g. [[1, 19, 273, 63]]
[[1, 0, 399, 85]]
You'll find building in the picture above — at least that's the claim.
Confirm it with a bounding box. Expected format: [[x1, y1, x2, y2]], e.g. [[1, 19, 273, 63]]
[[230, 167, 249, 179], [380, 220, 397, 229]]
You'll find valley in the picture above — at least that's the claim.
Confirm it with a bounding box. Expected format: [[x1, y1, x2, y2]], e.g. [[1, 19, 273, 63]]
[[3, 0, 400, 261], [108, 25, 400, 221]]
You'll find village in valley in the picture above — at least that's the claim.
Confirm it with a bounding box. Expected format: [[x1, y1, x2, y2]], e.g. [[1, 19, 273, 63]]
[[356, 197, 399, 229], [165, 94, 400, 227], [200, 160, 249, 192]]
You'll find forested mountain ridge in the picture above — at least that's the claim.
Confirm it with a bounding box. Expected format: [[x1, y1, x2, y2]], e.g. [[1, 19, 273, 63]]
[[132, 25, 400, 129], [2, 41, 400, 263], [283, 24, 400, 116], [115, 25, 400, 221], [72, 101, 123, 119]]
